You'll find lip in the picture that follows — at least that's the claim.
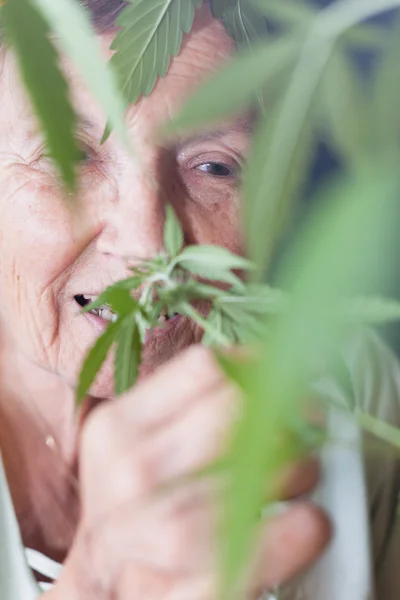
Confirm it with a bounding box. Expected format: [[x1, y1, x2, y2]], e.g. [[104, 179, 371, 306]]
[[82, 310, 110, 333]]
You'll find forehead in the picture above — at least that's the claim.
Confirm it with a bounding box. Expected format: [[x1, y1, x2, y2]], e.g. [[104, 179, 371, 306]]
[[0, 5, 235, 143]]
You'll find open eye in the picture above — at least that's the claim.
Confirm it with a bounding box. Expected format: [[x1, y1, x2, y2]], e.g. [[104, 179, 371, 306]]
[[196, 162, 237, 178]]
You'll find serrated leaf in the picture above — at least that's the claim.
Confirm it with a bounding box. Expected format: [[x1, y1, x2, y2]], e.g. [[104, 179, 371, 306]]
[[166, 35, 297, 135], [83, 286, 138, 317], [114, 314, 142, 395], [1, 0, 78, 189], [109, 275, 146, 291], [111, 0, 203, 106], [77, 320, 121, 404], [201, 308, 220, 346], [186, 282, 230, 299], [174, 246, 251, 287], [211, 0, 229, 18], [164, 204, 184, 258], [176, 245, 253, 271], [33, 0, 129, 148], [222, 0, 267, 47]]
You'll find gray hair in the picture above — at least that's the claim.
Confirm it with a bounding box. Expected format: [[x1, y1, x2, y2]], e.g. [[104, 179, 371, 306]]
[[83, 0, 127, 31]]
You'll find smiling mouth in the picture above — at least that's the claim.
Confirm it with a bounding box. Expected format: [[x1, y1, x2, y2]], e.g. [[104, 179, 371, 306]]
[[74, 294, 178, 325], [74, 294, 117, 323]]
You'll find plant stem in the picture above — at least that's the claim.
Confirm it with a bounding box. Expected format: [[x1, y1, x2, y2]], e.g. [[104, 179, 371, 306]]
[[180, 303, 231, 347]]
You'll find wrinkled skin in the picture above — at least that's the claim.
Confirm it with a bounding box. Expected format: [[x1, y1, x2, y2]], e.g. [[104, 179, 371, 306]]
[[0, 5, 330, 598]]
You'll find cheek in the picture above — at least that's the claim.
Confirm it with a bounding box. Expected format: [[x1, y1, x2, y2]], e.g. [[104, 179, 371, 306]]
[[184, 191, 243, 254], [162, 164, 243, 254], [0, 174, 79, 286]]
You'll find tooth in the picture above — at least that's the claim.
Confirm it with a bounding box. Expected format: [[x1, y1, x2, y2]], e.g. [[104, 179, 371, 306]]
[[158, 314, 167, 324], [99, 307, 115, 322]]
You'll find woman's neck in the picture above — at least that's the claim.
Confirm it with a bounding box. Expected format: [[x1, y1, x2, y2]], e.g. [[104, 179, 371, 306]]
[[0, 334, 79, 562]]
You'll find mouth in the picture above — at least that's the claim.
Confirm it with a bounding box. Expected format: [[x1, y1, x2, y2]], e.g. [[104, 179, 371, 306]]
[[74, 294, 179, 329], [74, 294, 117, 323]]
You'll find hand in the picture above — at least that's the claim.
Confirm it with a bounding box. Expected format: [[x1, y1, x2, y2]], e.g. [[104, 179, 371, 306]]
[[51, 346, 330, 600]]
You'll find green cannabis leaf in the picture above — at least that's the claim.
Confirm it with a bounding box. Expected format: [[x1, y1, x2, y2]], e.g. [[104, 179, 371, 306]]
[[83, 287, 139, 317], [174, 245, 253, 286], [33, 0, 129, 148], [319, 47, 371, 164], [111, 0, 203, 106], [77, 320, 121, 404], [77, 205, 266, 403], [374, 14, 400, 155], [115, 314, 142, 395], [164, 205, 184, 258], [1, 0, 79, 189], [255, 0, 315, 27], [212, 0, 266, 46]]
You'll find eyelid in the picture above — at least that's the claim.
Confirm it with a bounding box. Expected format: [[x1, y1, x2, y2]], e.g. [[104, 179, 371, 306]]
[[183, 151, 242, 171], [35, 138, 96, 163]]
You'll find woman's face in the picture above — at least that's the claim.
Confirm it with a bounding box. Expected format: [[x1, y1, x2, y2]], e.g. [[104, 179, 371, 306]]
[[0, 7, 251, 397]]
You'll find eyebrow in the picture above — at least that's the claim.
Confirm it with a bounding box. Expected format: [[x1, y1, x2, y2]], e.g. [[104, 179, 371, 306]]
[[75, 109, 257, 146]]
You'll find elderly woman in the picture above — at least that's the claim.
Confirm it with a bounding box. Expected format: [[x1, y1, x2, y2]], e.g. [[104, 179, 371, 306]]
[[0, 1, 399, 599]]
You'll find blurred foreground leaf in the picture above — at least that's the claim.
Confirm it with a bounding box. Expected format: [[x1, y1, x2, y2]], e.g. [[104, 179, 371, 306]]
[[221, 164, 398, 597], [77, 320, 121, 404], [115, 315, 142, 395], [1, 0, 78, 188], [33, 0, 129, 148], [167, 34, 298, 134]]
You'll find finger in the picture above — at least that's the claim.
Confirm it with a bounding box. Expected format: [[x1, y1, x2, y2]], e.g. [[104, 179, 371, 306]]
[[91, 479, 219, 577], [137, 383, 239, 485], [117, 344, 225, 429], [116, 563, 175, 600], [273, 456, 320, 500], [80, 379, 237, 519], [252, 502, 331, 592], [117, 565, 211, 600]]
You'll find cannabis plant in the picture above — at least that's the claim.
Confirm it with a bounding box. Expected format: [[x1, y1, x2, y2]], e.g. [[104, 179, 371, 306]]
[[3, 0, 400, 598]]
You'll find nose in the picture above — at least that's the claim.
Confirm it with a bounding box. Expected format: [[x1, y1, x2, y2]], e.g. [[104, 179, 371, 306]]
[[97, 165, 164, 266]]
